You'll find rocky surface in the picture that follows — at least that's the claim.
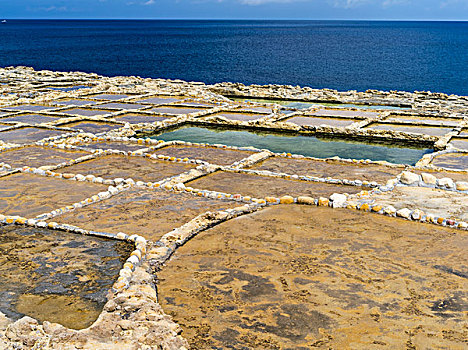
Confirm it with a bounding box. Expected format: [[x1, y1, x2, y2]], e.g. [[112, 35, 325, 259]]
[[0, 66, 467, 349]]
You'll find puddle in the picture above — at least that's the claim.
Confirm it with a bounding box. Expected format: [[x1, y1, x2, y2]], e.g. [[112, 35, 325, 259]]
[[150, 126, 432, 165], [0, 127, 71, 144], [114, 113, 169, 124], [210, 112, 267, 121], [158, 205, 466, 349], [0, 173, 107, 217], [89, 94, 129, 101], [59, 121, 121, 134], [229, 97, 316, 110], [1, 105, 57, 112], [56, 154, 196, 182], [151, 145, 254, 165], [137, 96, 185, 104], [61, 108, 113, 117], [385, 115, 461, 127], [75, 141, 149, 152], [230, 97, 408, 110], [367, 123, 452, 137], [0, 146, 89, 169], [431, 153, 468, 170], [52, 99, 96, 107], [309, 109, 378, 118], [449, 138, 468, 151], [149, 106, 208, 115], [48, 85, 91, 92], [0, 225, 131, 329], [183, 101, 221, 108], [54, 188, 237, 241], [284, 116, 355, 127], [186, 171, 363, 198], [95, 102, 146, 110], [0, 114, 60, 124], [250, 156, 403, 184]]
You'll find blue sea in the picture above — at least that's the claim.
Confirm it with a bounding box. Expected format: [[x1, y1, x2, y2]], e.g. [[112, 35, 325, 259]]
[[0, 20, 467, 95]]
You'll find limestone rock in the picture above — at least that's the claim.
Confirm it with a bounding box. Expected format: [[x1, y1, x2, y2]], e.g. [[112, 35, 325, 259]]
[[421, 172, 437, 185], [400, 171, 420, 185]]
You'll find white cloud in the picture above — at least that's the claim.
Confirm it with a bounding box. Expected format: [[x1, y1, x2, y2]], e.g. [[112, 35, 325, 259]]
[[144, 0, 156, 4], [331, 0, 369, 8]]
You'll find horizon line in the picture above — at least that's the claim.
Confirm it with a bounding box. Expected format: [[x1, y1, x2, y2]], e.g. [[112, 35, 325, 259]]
[[2, 18, 468, 21]]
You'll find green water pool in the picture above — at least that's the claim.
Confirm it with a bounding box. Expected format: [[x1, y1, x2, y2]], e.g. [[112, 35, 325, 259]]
[[150, 126, 432, 165]]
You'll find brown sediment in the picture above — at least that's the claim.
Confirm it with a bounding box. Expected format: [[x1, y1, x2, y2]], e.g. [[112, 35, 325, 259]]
[[0, 146, 89, 169], [54, 188, 238, 240], [385, 115, 461, 127], [250, 156, 404, 184], [75, 141, 149, 152], [431, 153, 468, 170], [151, 145, 254, 165], [367, 123, 453, 136], [58, 121, 121, 133], [0, 173, 106, 217], [149, 106, 208, 115], [136, 96, 185, 104], [158, 205, 468, 349], [55, 154, 197, 182], [89, 93, 130, 100], [0, 114, 61, 124], [2, 105, 57, 112], [114, 113, 170, 124], [284, 116, 356, 127], [0, 225, 132, 329], [94, 102, 146, 110], [52, 99, 96, 106], [449, 138, 468, 151], [186, 171, 363, 198], [0, 127, 71, 144], [61, 108, 112, 117], [309, 108, 378, 118]]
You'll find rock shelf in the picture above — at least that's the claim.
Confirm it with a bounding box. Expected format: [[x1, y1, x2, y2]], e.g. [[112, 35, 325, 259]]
[[0, 66, 467, 349]]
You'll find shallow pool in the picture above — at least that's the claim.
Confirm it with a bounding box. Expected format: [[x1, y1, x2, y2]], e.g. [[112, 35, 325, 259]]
[[150, 126, 432, 165], [230, 97, 410, 110]]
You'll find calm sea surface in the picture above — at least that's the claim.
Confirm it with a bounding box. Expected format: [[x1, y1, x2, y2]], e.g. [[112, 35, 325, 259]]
[[0, 20, 467, 95]]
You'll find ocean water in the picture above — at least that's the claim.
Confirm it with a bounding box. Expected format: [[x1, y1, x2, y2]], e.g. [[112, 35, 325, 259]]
[[0, 20, 467, 95]]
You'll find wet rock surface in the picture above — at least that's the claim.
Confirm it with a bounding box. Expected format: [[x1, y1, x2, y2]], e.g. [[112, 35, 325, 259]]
[[187, 170, 363, 199], [1, 66, 468, 349], [0, 146, 89, 169], [0, 173, 106, 217], [152, 145, 255, 165], [54, 188, 238, 240], [0, 127, 71, 144], [158, 205, 468, 349], [0, 225, 132, 329], [250, 156, 404, 184], [56, 154, 197, 182]]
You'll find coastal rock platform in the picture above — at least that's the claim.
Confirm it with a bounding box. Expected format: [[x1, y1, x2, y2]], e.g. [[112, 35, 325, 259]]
[[0, 67, 466, 349]]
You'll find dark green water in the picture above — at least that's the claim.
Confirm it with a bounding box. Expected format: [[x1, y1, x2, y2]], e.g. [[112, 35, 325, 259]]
[[151, 126, 432, 165]]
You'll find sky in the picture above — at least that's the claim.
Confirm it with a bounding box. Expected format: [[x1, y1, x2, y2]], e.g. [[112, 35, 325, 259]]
[[1, 0, 467, 20]]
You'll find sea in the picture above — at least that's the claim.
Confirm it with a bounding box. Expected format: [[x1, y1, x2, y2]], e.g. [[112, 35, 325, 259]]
[[0, 20, 467, 95]]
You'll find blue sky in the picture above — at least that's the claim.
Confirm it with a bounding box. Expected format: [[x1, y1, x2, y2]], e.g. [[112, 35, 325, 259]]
[[1, 0, 467, 20]]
